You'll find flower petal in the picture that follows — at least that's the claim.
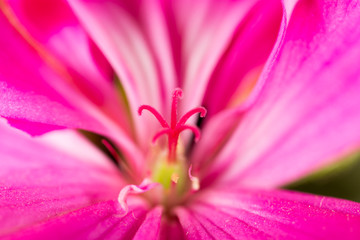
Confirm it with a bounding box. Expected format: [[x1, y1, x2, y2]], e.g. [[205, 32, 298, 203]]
[[179, 0, 260, 110], [159, 216, 185, 240], [190, 0, 286, 167], [176, 188, 360, 239], [6, 200, 161, 240], [200, 0, 282, 117], [0, 121, 123, 236], [202, 0, 360, 188], [0, 6, 104, 135], [0, 7, 144, 172], [6, 0, 130, 128], [68, 0, 179, 147], [36, 129, 116, 166], [133, 206, 162, 240]]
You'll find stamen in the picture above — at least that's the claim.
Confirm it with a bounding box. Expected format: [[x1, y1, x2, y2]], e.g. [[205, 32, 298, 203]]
[[102, 139, 137, 181], [117, 178, 158, 216], [171, 173, 179, 184], [101, 139, 121, 162], [188, 165, 200, 191], [138, 88, 207, 162]]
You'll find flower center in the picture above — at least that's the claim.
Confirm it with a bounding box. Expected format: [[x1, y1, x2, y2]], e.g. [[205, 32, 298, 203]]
[[140, 88, 206, 192], [116, 88, 206, 215]]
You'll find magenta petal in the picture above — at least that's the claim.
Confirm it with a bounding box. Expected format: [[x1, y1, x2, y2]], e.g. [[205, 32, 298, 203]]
[[133, 206, 162, 240], [7, 0, 130, 126], [0, 122, 123, 236], [6, 118, 65, 136], [0, 8, 144, 170], [0, 9, 104, 135], [175, 207, 216, 239], [176, 188, 360, 239], [7, 200, 159, 240], [190, 0, 286, 169], [68, 0, 175, 146], [203, 0, 360, 188], [159, 217, 185, 240], [202, 0, 282, 117], [179, 0, 260, 110]]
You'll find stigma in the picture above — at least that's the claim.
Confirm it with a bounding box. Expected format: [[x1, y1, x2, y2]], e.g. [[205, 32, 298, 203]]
[[138, 88, 207, 162]]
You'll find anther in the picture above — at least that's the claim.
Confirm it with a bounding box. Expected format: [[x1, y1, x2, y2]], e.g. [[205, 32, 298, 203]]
[[188, 165, 200, 191], [117, 178, 158, 216]]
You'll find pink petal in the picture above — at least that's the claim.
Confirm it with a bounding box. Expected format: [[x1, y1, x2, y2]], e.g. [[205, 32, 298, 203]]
[[174, 207, 216, 240], [0, 8, 103, 135], [159, 217, 185, 240], [201, 0, 282, 117], [68, 0, 178, 147], [133, 206, 162, 240], [6, 0, 130, 128], [179, 0, 259, 111], [190, 0, 286, 167], [176, 188, 360, 239], [0, 8, 144, 171], [7, 200, 160, 240], [202, 0, 360, 188], [36, 129, 114, 166], [0, 121, 123, 236]]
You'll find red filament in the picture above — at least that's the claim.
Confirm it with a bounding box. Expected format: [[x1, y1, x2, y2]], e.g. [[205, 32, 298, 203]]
[[138, 88, 207, 162]]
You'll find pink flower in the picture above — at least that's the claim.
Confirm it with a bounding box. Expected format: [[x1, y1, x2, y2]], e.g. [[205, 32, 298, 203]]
[[1, 0, 360, 239]]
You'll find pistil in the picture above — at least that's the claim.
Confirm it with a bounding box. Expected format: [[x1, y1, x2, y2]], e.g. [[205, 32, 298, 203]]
[[139, 88, 206, 162]]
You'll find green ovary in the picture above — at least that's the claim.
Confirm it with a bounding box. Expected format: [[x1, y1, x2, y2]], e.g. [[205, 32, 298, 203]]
[[152, 157, 188, 197]]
